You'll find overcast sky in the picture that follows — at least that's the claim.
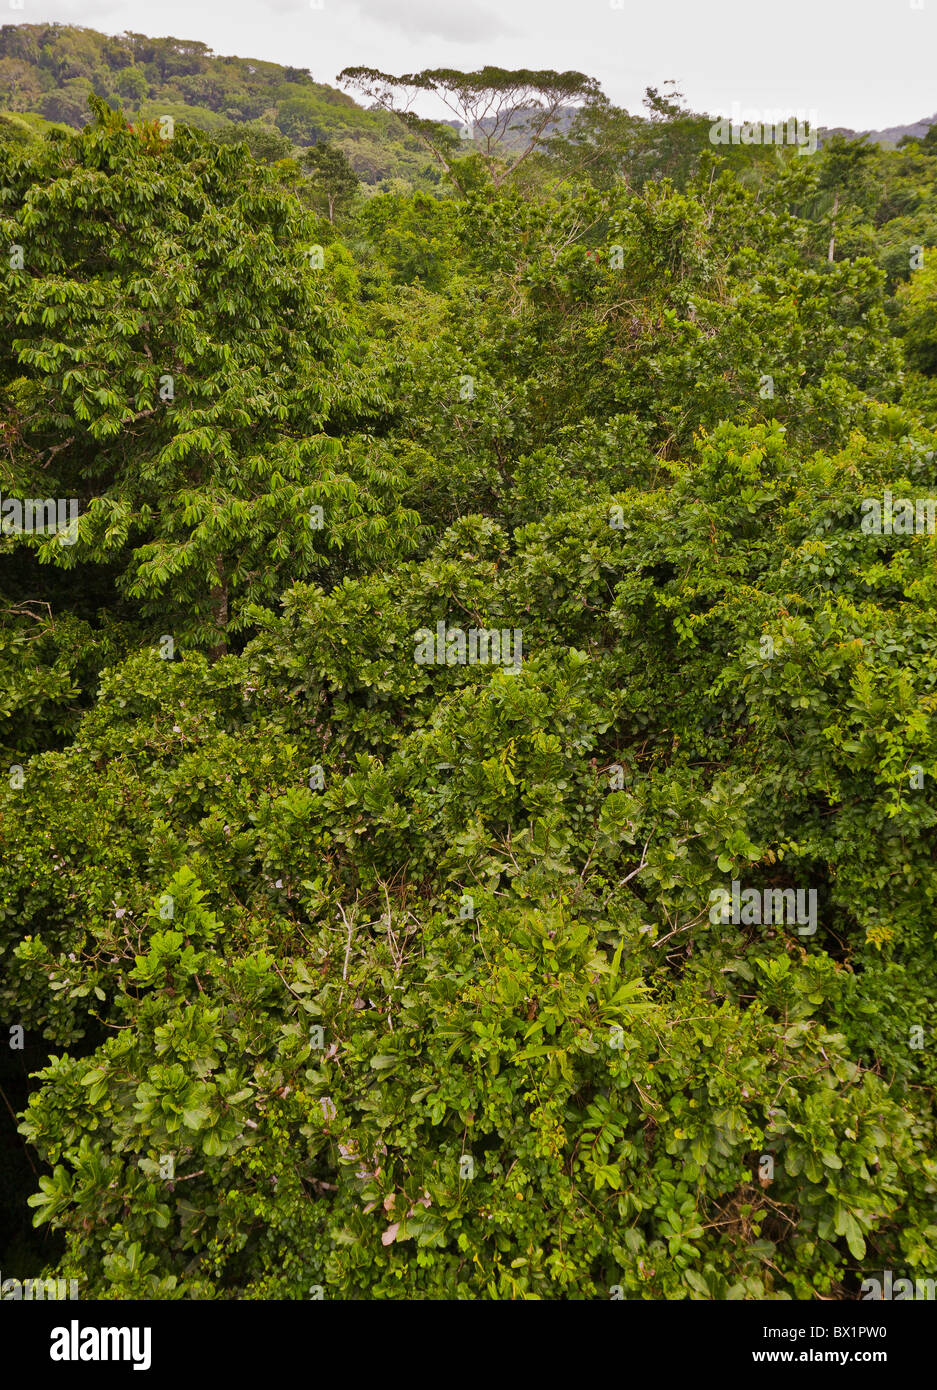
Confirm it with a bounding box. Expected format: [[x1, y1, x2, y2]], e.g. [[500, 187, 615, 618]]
[[10, 0, 937, 130]]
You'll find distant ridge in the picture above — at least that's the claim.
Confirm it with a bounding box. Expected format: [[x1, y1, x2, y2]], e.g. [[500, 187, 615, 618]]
[[819, 114, 937, 147]]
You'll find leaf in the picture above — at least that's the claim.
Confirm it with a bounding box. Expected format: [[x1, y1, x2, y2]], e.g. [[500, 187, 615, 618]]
[[842, 1211, 866, 1260]]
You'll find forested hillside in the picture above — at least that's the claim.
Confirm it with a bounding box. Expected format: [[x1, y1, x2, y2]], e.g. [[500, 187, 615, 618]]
[[1, 45, 936, 1302], [0, 23, 443, 184]]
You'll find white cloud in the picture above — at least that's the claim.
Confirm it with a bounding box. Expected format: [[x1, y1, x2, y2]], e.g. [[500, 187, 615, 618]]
[[352, 0, 516, 44]]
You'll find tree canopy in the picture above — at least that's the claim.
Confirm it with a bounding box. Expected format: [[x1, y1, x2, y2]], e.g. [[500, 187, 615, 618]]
[[338, 65, 603, 192], [1, 56, 937, 1307]]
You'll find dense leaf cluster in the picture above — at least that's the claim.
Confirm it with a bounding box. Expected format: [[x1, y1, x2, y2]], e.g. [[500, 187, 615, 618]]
[[1, 79, 936, 1300]]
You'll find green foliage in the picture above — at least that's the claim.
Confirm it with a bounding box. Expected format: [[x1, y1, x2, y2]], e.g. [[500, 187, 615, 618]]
[[897, 255, 937, 374], [1, 60, 936, 1305], [0, 24, 447, 187], [301, 141, 360, 222], [0, 107, 417, 656], [338, 65, 603, 195]]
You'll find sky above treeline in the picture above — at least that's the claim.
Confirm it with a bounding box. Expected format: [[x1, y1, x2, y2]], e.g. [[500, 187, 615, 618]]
[[11, 0, 937, 132]]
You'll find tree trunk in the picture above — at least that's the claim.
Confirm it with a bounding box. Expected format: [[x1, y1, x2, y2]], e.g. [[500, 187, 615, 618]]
[[209, 556, 228, 660], [827, 192, 838, 263]]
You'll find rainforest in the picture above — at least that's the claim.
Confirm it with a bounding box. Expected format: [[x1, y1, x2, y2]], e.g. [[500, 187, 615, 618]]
[[1, 23, 936, 1304]]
